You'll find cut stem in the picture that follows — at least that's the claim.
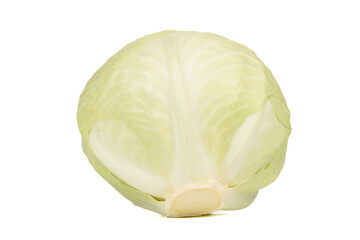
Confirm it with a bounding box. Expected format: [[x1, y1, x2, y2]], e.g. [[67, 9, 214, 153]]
[[165, 179, 226, 217]]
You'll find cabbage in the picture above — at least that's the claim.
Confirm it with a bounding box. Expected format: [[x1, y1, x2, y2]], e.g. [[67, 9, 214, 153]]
[[77, 30, 291, 217]]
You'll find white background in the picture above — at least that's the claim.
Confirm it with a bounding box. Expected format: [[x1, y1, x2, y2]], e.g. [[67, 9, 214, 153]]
[[1, 0, 359, 239]]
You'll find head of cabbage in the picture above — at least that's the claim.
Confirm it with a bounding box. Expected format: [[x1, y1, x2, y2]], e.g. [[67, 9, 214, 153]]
[[77, 30, 291, 217]]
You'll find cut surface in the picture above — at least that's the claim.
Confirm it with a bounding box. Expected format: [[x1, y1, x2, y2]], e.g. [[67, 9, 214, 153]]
[[165, 179, 225, 217]]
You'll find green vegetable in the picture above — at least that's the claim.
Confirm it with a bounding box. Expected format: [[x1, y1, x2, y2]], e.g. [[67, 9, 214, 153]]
[[77, 30, 291, 217]]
